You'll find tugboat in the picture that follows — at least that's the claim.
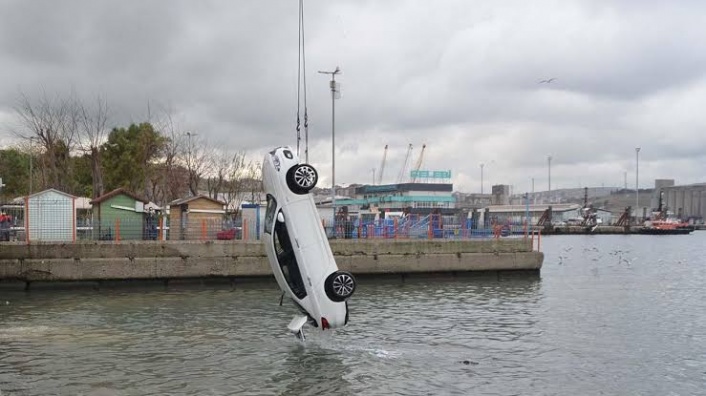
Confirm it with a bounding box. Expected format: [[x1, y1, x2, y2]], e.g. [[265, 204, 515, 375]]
[[639, 193, 694, 235]]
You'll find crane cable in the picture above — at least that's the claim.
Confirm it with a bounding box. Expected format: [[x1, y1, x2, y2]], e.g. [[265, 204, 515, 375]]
[[296, 0, 310, 162]]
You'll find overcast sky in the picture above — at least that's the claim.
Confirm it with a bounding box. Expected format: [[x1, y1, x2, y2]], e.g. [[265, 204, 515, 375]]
[[1, 0, 705, 194]]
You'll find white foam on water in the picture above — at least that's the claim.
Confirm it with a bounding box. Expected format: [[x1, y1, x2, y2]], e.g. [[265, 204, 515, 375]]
[[0, 325, 52, 339], [367, 348, 395, 359], [297, 330, 400, 360]]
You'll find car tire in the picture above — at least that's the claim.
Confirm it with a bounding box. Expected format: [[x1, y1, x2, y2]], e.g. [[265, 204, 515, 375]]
[[324, 271, 356, 302], [286, 164, 318, 194]]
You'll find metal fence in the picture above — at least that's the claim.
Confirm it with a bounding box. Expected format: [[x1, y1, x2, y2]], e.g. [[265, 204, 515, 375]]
[[79, 217, 250, 242], [0, 212, 539, 245], [0, 217, 246, 243], [323, 214, 534, 240]]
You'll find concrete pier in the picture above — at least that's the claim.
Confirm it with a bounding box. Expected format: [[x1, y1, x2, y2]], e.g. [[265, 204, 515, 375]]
[[0, 239, 543, 288]]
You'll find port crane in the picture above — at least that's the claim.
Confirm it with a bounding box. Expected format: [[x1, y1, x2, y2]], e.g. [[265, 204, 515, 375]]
[[377, 144, 388, 185], [396, 144, 413, 184], [410, 144, 426, 182]]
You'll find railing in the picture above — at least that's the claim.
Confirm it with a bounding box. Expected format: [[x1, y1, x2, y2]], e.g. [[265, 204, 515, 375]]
[[324, 215, 530, 241], [2, 217, 250, 243], [1, 215, 540, 250]]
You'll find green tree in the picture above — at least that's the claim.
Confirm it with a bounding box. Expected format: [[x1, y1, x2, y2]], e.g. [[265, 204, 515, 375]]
[[101, 123, 167, 195], [0, 148, 30, 199], [69, 154, 94, 198]]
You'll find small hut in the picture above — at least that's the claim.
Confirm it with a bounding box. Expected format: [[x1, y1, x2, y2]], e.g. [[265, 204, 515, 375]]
[[25, 188, 77, 243], [90, 188, 149, 241], [169, 195, 226, 240]]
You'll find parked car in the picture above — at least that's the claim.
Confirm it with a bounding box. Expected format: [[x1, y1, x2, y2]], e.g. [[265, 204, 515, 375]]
[[216, 226, 242, 240], [262, 146, 356, 338]]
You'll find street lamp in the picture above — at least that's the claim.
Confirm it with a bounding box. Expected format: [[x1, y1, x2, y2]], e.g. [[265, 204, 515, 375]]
[[480, 163, 484, 194], [186, 131, 196, 151], [547, 155, 552, 192], [318, 66, 341, 237], [547, 155, 552, 203], [635, 147, 640, 221], [29, 141, 33, 196]]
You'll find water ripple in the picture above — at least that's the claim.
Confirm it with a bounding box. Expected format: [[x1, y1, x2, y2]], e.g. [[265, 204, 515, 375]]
[[2, 234, 706, 394]]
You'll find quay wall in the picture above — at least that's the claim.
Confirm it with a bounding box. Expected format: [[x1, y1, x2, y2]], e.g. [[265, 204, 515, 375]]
[[0, 239, 542, 284]]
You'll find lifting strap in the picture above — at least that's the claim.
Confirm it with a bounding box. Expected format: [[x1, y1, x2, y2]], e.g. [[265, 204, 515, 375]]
[[296, 0, 310, 162]]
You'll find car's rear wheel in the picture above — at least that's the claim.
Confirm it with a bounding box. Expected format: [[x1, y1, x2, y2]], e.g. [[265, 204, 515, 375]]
[[286, 164, 318, 194], [325, 271, 356, 302]]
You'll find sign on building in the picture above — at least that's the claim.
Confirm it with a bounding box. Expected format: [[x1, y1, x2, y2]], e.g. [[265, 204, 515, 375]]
[[410, 170, 452, 180]]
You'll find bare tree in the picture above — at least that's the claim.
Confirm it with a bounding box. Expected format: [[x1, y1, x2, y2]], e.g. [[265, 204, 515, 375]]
[[150, 111, 188, 205], [182, 132, 212, 197], [244, 160, 263, 205], [210, 151, 249, 215], [76, 95, 109, 198], [14, 89, 78, 191], [206, 150, 230, 201]]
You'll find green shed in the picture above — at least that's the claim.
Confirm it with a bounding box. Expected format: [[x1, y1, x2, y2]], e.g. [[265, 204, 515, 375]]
[[90, 188, 149, 241]]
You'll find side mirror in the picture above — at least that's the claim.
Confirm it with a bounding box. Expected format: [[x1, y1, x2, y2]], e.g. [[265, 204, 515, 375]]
[[277, 212, 285, 223]]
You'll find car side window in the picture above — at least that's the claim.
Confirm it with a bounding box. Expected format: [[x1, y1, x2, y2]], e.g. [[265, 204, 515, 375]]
[[273, 213, 307, 299], [264, 194, 277, 235]]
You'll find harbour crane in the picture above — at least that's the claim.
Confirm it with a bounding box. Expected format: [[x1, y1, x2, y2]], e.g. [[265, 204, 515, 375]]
[[397, 143, 413, 184], [377, 144, 388, 185], [410, 144, 426, 182]]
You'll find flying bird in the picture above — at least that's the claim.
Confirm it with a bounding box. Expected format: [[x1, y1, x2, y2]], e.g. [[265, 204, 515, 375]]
[[538, 78, 556, 84]]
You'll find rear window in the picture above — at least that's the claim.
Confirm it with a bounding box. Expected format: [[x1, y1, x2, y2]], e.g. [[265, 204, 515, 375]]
[[264, 194, 277, 234]]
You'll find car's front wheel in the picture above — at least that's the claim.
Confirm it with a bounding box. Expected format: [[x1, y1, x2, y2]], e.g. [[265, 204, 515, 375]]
[[324, 271, 356, 302], [286, 164, 318, 194]]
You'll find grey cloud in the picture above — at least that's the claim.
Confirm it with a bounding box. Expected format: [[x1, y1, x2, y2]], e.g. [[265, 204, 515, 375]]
[[1, 0, 706, 192]]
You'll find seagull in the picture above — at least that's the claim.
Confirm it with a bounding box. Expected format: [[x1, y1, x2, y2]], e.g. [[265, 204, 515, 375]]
[[538, 78, 556, 84]]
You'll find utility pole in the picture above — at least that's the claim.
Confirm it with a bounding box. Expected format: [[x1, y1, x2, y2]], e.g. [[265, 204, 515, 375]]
[[480, 163, 484, 194], [635, 147, 640, 221], [28, 137, 35, 196], [624, 171, 627, 190], [547, 155, 552, 192], [318, 66, 341, 237]]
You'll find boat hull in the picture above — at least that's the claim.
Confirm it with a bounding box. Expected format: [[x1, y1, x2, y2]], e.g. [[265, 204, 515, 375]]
[[639, 227, 693, 235]]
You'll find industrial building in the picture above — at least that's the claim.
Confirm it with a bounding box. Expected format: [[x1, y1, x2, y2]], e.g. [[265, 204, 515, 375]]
[[652, 179, 706, 221]]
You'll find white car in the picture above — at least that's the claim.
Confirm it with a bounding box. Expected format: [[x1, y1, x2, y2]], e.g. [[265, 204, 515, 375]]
[[262, 146, 356, 338]]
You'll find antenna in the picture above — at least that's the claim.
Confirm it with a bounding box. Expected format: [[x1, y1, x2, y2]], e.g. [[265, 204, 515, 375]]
[[318, 66, 342, 235]]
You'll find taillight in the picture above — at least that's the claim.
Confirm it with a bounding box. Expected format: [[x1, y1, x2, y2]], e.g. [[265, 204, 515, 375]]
[[321, 317, 330, 330]]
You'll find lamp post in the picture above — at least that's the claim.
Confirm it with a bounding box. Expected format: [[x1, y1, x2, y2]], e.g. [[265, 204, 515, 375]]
[[624, 171, 627, 190], [480, 163, 484, 194], [29, 143, 33, 196], [547, 155, 552, 203], [318, 66, 341, 237], [28, 137, 35, 196], [187, 131, 195, 153], [547, 155, 552, 192], [635, 147, 640, 222], [186, 132, 197, 196]]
